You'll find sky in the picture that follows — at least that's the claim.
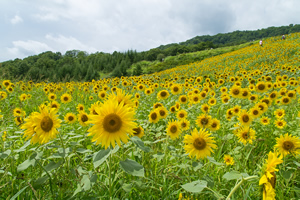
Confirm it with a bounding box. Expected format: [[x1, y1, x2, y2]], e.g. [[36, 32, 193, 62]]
[[0, 0, 299, 62]]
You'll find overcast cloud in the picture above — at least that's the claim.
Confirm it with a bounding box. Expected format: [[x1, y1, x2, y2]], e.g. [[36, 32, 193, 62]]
[[0, 0, 299, 62]]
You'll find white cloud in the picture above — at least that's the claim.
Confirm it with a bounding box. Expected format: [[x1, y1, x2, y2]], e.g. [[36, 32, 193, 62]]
[[7, 40, 53, 57], [10, 15, 23, 24]]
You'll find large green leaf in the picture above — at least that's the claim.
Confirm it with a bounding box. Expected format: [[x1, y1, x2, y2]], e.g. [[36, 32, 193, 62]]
[[10, 186, 28, 200], [119, 159, 144, 177], [131, 136, 151, 152], [93, 148, 111, 168], [181, 180, 207, 193], [17, 158, 36, 172], [0, 149, 11, 159], [223, 171, 242, 180]]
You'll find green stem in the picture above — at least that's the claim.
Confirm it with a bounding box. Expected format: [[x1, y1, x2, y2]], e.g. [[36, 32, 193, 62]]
[[36, 159, 54, 197], [226, 176, 258, 200], [109, 152, 113, 200]]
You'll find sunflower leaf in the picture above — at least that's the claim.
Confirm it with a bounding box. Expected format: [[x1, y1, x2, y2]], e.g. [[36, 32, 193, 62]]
[[93, 148, 111, 168], [181, 180, 207, 193], [119, 159, 144, 177], [0, 149, 11, 159], [131, 136, 151, 152], [223, 171, 242, 180]]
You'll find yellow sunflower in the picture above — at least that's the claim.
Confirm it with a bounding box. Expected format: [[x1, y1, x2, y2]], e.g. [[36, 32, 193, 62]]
[[196, 114, 212, 129], [236, 126, 256, 145], [87, 99, 137, 149], [260, 116, 270, 125], [274, 133, 300, 156], [274, 119, 286, 129], [157, 106, 168, 119], [223, 154, 234, 166], [64, 113, 77, 124], [76, 103, 85, 113], [149, 110, 160, 123], [274, 109, 285, 119], [238, 110, 252, 127], [201, 104, 210, 113], [179, 95, 188, 104], [209, 118, 220, 131], [23, 105, 61, 144], [61, 93, 72, 104], [157, 90, 169, 100], [180, 118, 190, 131], [78, 112, 89, 126], [183, 128, 217, 159], [166, 120, 181, 140], [176, 109, 188, 120], [132, 126, 145, 138]]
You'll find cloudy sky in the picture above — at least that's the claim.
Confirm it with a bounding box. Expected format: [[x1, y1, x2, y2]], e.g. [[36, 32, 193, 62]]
[[0, 0, 299, 62]]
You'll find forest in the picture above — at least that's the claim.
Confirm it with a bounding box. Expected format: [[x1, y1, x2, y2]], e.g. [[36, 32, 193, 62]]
[[0, 24, 299, 82]]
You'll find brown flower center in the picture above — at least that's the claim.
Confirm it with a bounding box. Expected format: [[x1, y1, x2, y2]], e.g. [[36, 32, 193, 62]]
[[193, 138, 207, 150], [40, 116, 54, 132], [170, 125, 178, 133], [103, 113, 122, 133], [283, 141, 294, 151]]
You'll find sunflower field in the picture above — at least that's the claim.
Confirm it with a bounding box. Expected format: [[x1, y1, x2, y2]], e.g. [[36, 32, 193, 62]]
[[1, 33, 300, 200]]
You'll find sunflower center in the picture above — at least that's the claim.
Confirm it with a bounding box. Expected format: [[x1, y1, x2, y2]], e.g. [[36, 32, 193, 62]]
[[270, 93, 276, 98], [170, 125, 178, 133], [173, 87, 179, 92], [242, 132, 249, 139], [277, 122, 283, 126], [64, 97, 69, 101], [211, 122, 217, 128], [160, 91, 167, 97], [81, 114, 88, 122], [181, 97, 187, 102], [103, 113, 122, 133], [193, 138, 207, 150], [150, 112, 158, 120], [133, 127, 141, 135], [283, 141, 294, 151], [181, 122, 187, 128], [159, 110, 166, 117], [232, 89, 240, 95], [68, 116, 74, 121], [40, 116, 54, 132], [242, 115, 250, 122], [201, 117, 209, 125], [179, 113, 184, 118], [282, 97, 290, 103], [253, 110, 259, 115]]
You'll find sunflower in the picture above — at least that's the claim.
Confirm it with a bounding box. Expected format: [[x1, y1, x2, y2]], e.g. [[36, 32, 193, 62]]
[[61, 93, 72, 104], [226, 109, 234, 121], [274, 119, 286, 129], [132, 126, 145, 138], [78, 112, 89, 126], [221, 95, 230, 103], [274, 109, 285, 119], [268, 91, 278, 100], [259, 151, 283, 200], [166, 120, 181, 140], [171, 84, 182, 95], [23, 105, 61, 144], [183, 128, 217, 159], [14, 116, 23, 126], [232, 105, 241, 116], [145, 88, 153, 95], [157, 106, 168, 119], [249, 94, 258, 102], [6, 87, 14, 93], [76, 103, 85, 113], [48, 93, 57, 101], [13, 108, 25, 117], [19, 93, 27, 101], [260, 116, 270, 125], [209, 118, 220, 131], [236, 126, 256, 145], [89, 101, 101, 115], [256, 102, 268, 113], [98, 90, 107, 100], [201, 104, 210, 113], [287, 90, 296, 99], [157, 90, 169, 100], [256, 81, 268, 93], [190, 94, 201, 104], [249, 107, 261, 119], [64, 113, 77, 124], [223, 155, 234, 165], [208, 97, 217, 106], [240, 88, 251, 99], [87, 99, 137, 149], [153, 102, 163, 109], [177, 110, 188, 120], [229, 85, 241, 98], [180, 118, 190, 131], [178, 95, 188, 104], [238, 110, 252, 127], [170, 106, 176, 113], [274, 133, 300, 156], [149, 110, 160, 123], [108, 89, 135, 109], [49, 101, 60, 110], [196, 114, 212, 129], [280, 96, 291, 105]]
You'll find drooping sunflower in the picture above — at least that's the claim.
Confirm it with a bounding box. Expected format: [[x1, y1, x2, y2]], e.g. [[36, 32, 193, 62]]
[[274, 133, 300, 156], [132, 126, 145, 138], [183, 128, 217, 159], [236, 126, 256, 145], [64, 113, 77, 124], [14, 116, 23, 126], [60, 93, 72, 104], [87, 99, 137, 149], [223, 154, 234, 166], [166, 120, 181, 140]]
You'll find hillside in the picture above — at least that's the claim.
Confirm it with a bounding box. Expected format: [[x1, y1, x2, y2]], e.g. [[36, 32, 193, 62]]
[[0, 24, 299, 82]]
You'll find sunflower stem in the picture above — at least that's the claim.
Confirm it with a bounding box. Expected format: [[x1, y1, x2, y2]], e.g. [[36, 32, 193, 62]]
[[109, 151, 113, 200], [226, 175, 258, 200]]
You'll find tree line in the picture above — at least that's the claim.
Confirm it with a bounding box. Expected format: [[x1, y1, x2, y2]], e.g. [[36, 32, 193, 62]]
[[1, 24, 299, 82]]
